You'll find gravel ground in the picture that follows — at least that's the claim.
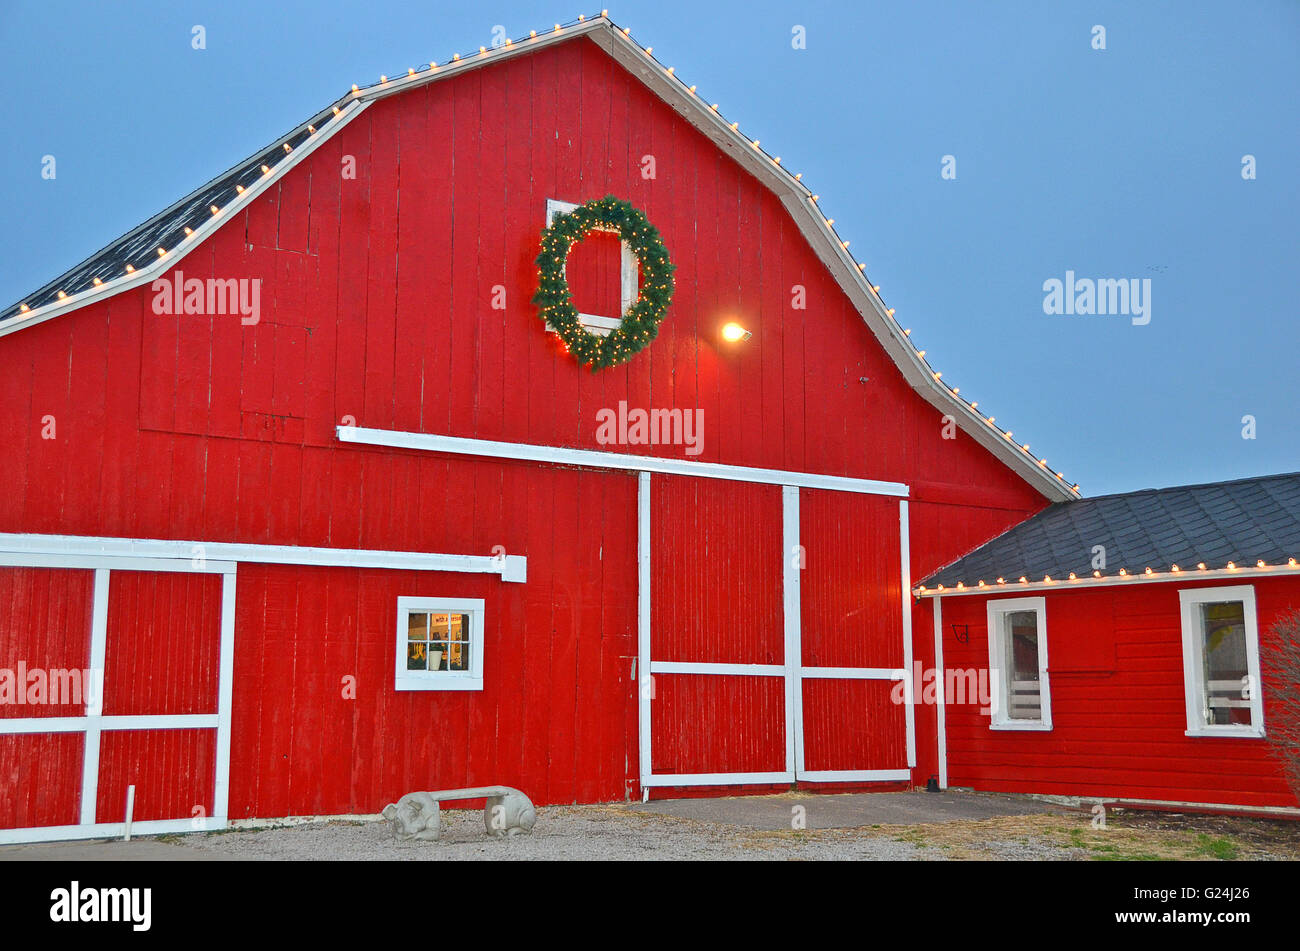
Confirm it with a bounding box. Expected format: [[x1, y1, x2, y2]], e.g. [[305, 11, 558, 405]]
[[168, 802, 1082, 861], [6, 795, 1292, 861]]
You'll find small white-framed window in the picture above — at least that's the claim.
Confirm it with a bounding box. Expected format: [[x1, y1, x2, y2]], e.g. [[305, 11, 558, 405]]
[[1178, 585, 1264, 738], [986, 597, 1052, 730], [544, 198, 639, 337], [395, 597, 485, 692]]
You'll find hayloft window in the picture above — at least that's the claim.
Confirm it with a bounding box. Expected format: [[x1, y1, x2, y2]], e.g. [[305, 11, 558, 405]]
[[1179, 586, 1264, 738], [987, 597, 1052, 730], [544, 198, 639, 337], [395, 597, 484, 691]]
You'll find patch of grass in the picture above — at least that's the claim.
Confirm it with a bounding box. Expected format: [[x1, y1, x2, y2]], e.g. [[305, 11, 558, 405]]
[[1193, 834, 1239, 861]]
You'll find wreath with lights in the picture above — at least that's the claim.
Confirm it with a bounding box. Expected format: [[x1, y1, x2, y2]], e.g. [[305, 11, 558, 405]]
[[532, 195, 675, 370]]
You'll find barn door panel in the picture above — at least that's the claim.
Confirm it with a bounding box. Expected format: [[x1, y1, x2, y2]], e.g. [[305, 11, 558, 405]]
[[0, 554, 235, 845], [795, 489, 912, 781], [644, 474, 792, 785], [0, 567, 95, 830], [95, 571, 224, 824]]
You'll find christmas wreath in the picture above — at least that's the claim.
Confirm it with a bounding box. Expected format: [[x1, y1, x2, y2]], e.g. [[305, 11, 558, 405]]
[[532, 195, 675, 370]]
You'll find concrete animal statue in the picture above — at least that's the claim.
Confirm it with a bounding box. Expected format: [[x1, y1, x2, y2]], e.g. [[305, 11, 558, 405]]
[[381, 786, 536, 842]]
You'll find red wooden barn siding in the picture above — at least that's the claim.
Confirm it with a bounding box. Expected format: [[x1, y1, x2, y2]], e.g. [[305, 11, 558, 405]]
[[649, 476, 786, 776], [800, 489, 908, 774], [0, 34, 1057, 812], [0, 567, 92, 828], [228, 464, 638, 817], [934, 575, 1300, 808]]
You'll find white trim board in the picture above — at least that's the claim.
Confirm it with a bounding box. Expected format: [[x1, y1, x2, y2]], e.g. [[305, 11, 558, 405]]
[[916, 564, 1300, 597], [337, 425, 909, 498], [932, 595, 948, 788], [0, 531, 526, 582]]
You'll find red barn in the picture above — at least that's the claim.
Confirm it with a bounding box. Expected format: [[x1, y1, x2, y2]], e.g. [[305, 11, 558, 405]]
[[0, 15, 1291, 844]]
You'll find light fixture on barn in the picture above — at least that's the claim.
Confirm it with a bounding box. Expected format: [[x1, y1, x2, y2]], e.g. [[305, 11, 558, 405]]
[[721, 322, 752, 343]]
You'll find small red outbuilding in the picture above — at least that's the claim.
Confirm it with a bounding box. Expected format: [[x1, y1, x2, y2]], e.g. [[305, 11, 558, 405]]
[[916, 473, 1300, 813]]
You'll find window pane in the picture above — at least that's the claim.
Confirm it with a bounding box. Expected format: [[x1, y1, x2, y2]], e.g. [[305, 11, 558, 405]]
[[430, 614, 451, 639], [1005, 610, 1041, 720], [450, 614, 470, 643], [1199, 601, 1250, 726], [428, 641, 450, 671], [447, 636, 470, 671], [407, 613, 428, 640], [407, 641, 429, 671]]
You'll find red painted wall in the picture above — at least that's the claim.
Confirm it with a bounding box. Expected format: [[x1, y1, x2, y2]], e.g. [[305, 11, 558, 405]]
[[933, 575, 1300, 808], [0, 36, 1052, 819]]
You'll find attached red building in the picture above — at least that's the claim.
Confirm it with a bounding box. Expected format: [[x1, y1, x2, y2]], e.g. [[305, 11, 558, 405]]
[[916, 474, 1300, 813], [0, 16, 1292, 844]]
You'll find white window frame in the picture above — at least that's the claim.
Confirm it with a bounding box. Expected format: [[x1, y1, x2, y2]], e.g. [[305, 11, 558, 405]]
[[1178, 585, 1265, 738], [395, 597, 485, 692], [544, 198, 639, 338], [986, 596, 1052, 731]]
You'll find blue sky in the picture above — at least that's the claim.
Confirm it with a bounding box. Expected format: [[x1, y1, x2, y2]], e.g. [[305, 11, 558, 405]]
[[1, 1, 1296, 496]]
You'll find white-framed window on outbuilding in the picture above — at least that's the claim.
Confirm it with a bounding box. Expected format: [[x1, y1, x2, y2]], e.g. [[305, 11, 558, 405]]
[[1178, 585, 1264, 738], [986, 597, 1052, 730], [544, 198, 639, 337], [395, 597, 485, 691]]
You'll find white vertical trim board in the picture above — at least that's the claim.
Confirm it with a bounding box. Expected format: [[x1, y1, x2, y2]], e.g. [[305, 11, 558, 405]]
[[637, 471, 653, 796], [900, 500, 916, 769], [783, 485, 803, 779], [932, 595, 948, 788], [78, 569, 110, 827], [211, 571, 239, 827]]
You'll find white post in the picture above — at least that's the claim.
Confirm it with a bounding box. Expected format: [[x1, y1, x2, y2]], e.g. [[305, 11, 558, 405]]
[[123, 785, 135, 842]]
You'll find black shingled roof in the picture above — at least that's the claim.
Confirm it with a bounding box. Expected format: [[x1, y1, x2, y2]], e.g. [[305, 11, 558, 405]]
[[920, 471, 1300, 589], [0, 105, 345, 323]]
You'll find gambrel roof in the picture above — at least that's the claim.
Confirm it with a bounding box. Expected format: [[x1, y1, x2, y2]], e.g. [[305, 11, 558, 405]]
[[0, 13, 1079, 502]]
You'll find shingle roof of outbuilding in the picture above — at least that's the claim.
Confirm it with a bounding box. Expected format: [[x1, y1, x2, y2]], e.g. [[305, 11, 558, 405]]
[[919, 471, 1300, 590]]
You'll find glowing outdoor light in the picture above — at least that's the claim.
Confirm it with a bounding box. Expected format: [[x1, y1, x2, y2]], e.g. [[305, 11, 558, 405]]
[[721, 322, 751, 342]]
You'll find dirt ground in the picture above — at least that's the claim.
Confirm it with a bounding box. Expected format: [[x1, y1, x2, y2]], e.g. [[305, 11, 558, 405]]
[[3, 794, 1297, 861]]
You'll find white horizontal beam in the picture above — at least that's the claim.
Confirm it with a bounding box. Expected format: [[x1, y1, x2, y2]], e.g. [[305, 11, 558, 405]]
[[797, 768, 910, 783], [0, 551, 235, 574], [338, 426, 909, 497], [0, 532, 526, 583], [649, 661, 787, 677], [801, 666, 905, 680], [0, 715, 220, 735], [641, 771, 794, 788], [0, 818, 228, 846], [916, 565, 1300, 598]]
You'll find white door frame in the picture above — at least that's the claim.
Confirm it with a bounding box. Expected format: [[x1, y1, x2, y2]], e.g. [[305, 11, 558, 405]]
[[0, 551, 236, 845], [638, 479, 916, 790]]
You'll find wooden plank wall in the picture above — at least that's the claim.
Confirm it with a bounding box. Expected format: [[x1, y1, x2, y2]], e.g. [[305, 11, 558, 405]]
[[939, 575, 1299, 808], [0, 567, 92, 828]]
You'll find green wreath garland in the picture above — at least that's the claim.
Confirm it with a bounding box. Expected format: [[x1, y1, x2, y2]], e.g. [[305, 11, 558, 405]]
[[532, 195, 675, 370]]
